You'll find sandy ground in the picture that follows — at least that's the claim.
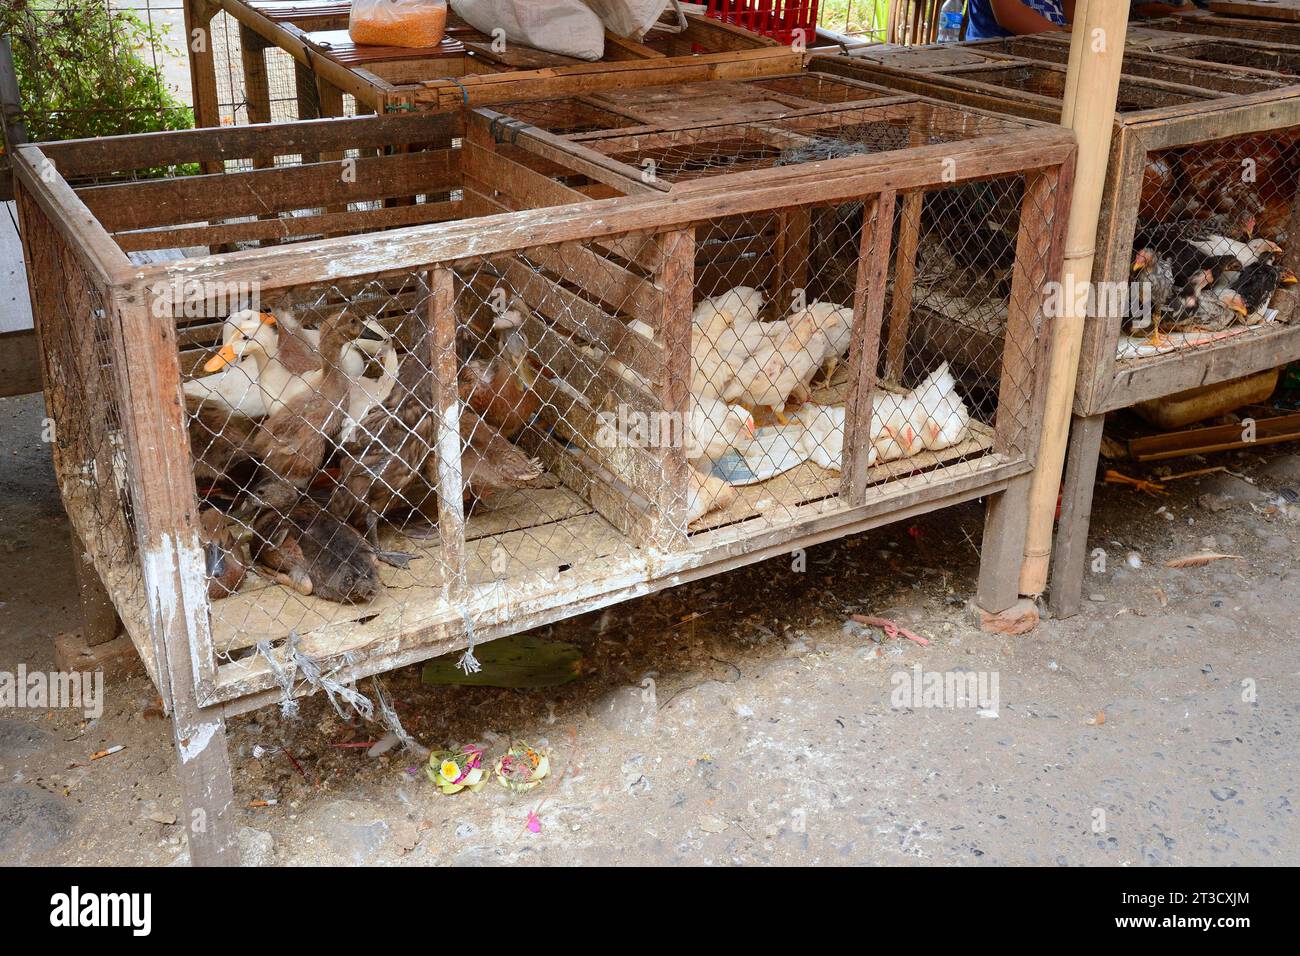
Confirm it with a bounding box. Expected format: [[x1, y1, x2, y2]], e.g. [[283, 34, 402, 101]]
[[0, 390, 1297, 866]]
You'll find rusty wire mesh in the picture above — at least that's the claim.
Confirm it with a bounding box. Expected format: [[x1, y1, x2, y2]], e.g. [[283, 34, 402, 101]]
[[15, 191, 150, 647]]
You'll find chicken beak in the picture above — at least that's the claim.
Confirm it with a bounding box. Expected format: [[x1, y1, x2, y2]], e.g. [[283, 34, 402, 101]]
[[744, 419, 757, 438], [1231, 300, 1249, 317], [1282, 269, 1299, 285], [203, 343, 238, 373], [259, 311, 277, 326], [1266, 241, 1284, 255]]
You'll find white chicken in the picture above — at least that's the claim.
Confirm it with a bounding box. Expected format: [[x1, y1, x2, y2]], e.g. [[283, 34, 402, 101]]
[[687, 396, 756, 463], [685, 464, 738, 524], [791, 362, 970, 471]]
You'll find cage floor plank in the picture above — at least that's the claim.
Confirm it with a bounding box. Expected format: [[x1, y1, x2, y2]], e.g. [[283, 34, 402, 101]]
[[209, 485, 611, 654]]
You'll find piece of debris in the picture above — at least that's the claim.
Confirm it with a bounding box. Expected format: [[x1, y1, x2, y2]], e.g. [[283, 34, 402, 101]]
[[390, 821, 421, 853], [850, 614, 930, 647], [1104, 469, 1165, 496], [1152, 587, 1168, 608], [698, 815, 729, 834], [1125, 551, 1143, 569], [1164, 552, 1243, 568], [366, 732, 400, 757], [1197, 493, 1231, 512], [144, 809, 177, 825], [89, 745, 123, 761], [1087, 710, 1106, 726]]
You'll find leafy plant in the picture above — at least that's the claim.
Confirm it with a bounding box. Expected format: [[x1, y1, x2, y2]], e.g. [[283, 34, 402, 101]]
[[3, 0, 194, 156]]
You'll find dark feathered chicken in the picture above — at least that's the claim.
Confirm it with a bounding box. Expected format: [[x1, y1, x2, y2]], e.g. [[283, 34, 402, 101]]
[[1231, 250, 1299, 315], [245, 480, 380, 603]]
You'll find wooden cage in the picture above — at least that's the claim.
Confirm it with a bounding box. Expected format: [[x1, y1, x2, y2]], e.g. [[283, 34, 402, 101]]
[[11, 74, 1074, 861], [813, 49, 1300, 614], [194, 0, 787, 130]]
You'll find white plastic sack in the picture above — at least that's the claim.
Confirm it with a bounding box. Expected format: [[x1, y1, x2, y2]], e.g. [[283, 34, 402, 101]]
[[584, 0, 670, 38], [450, 0, 605, 60]]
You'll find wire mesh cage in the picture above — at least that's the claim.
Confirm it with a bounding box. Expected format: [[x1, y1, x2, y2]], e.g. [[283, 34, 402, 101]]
[[811, 53, 1300, 409], [12, 84, 1073, 721], [961, 35, 1300, 96]]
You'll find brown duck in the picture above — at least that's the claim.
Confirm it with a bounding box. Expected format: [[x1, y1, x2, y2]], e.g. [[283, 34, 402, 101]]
[[244, 480, 381, 603], [328, 342, 544, 554], [253, 311, 385, 487], [199, 507, 249, 600]]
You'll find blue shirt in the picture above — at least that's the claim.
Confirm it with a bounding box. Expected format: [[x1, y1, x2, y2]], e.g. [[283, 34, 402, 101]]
[[965, 0, 1066, 40]]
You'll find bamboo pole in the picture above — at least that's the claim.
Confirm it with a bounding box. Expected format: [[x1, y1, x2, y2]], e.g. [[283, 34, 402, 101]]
[[1018, 0, 1130, 597]]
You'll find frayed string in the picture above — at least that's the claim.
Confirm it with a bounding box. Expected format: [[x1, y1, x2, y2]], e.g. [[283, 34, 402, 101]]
[[256, 631, 373, 722], [457, 609, 481, 675], [370, 676, 427, 756]]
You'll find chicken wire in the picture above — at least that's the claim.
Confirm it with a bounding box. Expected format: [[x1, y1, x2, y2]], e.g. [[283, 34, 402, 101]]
[[1118, 130, 1300, 363], [13, 188, 151, 662]]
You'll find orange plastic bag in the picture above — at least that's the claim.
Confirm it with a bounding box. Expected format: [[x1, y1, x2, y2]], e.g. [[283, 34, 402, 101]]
[[349, 0, 447, 48]]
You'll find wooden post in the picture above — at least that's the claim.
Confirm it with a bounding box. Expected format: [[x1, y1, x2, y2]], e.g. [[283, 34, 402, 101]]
[[884, 189, 923, 384], [1020, 0, 1130, 598], [651, 226, 694, 549], [428, 266, 466, 594], [110, 289, 236, 865], [0, 35, 29, 148], [842, 191, 895, 505], [183, 0, 223, 175], [1048, 412, 1105, 618], [70, 528, 121, 646], [977, 473, 1033, 613], [239, 25, 273, 134]]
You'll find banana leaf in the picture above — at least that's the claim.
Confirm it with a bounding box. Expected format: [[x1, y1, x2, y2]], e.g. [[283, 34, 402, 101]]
[[420, 634, 583, 688]]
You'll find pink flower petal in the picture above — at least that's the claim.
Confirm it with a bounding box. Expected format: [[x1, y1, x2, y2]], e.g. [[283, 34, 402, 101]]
[[526, 812, 541, 833]]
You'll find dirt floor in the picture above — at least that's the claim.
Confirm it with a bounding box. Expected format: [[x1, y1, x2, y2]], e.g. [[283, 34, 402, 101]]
[[1, 389, 1297, 866]]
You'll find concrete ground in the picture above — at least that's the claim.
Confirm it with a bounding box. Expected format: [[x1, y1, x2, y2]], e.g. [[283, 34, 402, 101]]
[[0, 390, 1297, 866]]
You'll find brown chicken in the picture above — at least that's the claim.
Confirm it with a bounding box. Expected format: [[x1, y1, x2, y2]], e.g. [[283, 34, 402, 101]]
[[458, 330, 540, 440], [253, 311, 382, 487]]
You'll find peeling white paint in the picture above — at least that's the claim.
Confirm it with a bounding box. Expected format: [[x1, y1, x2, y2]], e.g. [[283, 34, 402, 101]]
[[178, 720, 219, 763]]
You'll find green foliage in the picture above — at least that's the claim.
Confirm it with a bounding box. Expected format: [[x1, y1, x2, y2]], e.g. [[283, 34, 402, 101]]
[[818, 0, 891, 41], [3, 0, 194, 148]]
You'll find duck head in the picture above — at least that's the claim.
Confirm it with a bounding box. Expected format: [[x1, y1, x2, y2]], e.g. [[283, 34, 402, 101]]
[[204, 310, 278, 373]]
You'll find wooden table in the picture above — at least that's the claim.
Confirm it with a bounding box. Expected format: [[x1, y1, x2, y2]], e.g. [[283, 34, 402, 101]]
[[1207, 0, 1300, 22], [183, 0, 786, 131]]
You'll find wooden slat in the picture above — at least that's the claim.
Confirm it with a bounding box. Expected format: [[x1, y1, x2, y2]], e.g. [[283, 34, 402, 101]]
[[80, 150, 457, 232], [843, 192, 895, 504]]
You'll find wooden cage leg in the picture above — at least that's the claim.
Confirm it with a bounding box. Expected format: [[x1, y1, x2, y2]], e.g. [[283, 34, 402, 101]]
[[70, 528, 121, 646], [1048, 413, 1105, 619], [975, 473, 1032, 615], [183, 0, 223, 176], [239, 25, 273, 133]]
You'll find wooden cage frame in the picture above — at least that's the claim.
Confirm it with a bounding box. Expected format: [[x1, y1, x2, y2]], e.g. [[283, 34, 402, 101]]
[[186, 0, 786, 131], [811, 52, 1300, 615], [12, 79, 1074, 860]]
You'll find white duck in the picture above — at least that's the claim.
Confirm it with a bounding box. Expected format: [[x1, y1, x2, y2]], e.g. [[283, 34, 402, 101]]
[[185, 309, 390, 419]]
